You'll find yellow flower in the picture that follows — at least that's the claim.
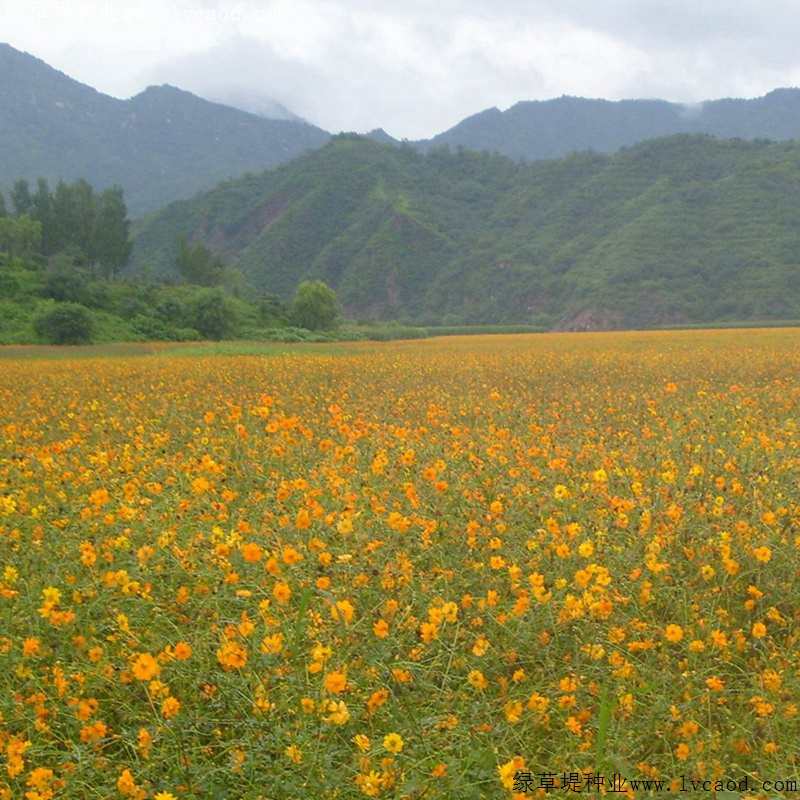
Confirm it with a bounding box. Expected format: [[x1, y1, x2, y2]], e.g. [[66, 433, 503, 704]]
[[325, 670, 348, 695], [504, 699, 523, 723], [664, 624, 684, 643], [117, 769, 138, 795], [356, 770, 384, 797], [285, 744, 303, 763], [161, 696, 181, 719], [752, 622, 767, 638], [467, 669, 489, 690], [332, 599, 355, 625], [261, 632, 284, 654], [420, 622, 439, 642], [752, 546, 772, 563], [471, 637, 490, 656], [383, 732, 404, 753], [324, 700, 350, 725], [216, 640, 248, 670], [131, 653, 161, 681], [498, 756, 526, 790]]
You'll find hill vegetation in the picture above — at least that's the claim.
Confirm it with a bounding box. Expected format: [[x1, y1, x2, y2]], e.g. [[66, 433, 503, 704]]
[[131, 133, 800, 329]]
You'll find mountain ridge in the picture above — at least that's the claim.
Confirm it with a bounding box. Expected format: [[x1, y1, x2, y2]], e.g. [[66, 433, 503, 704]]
[[419, 89, 800, 159], [8, 43, 800, 218], [0, 43, 329, 216]]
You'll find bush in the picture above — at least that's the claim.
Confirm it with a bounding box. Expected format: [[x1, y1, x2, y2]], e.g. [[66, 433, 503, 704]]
[[184, 289, 240, 340], [291, 280, 340, 331], [33, 302, 95, 345]]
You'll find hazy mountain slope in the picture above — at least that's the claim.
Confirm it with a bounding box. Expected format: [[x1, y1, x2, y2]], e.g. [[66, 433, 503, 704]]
[[420, 90, 800, 161], [130, 134, 800, 328], [0, 43, 329, 215]]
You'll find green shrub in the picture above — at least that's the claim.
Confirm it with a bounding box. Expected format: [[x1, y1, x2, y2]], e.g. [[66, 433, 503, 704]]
[[33, 302, 95, 345]]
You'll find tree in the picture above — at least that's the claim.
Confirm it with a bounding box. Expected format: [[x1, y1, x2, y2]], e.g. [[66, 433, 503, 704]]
[[175, 236, 225, 287], [10, 179, 32, 216], [0, 214, 42, 261], [92, 187, 132, 279], [291, 280, 340, 330], [50, 178, 96, 267]]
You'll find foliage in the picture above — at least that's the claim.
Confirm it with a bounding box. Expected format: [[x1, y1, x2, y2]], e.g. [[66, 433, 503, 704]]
[[0, 214, 41, 260], [183, 288, 242, 340], [175, 236, 224, 287], [291, 279, 340, 330], [0, 330, 799, 796], [130, 134, 800, 328], [32, 301, 95, 344]]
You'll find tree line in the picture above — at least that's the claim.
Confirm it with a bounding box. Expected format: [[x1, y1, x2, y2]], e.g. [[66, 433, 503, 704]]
[[0, 176, 343, 344], [0, 177, 132, 278]]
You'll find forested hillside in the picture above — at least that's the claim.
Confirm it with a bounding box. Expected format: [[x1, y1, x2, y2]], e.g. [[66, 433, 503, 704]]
[[131, 134, 800, 329]]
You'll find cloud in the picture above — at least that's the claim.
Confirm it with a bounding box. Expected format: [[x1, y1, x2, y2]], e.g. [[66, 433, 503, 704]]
[[4, 0, 800, 138]]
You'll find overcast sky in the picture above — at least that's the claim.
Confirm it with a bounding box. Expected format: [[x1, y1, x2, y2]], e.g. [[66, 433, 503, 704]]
[[3, 0, 800, 139]]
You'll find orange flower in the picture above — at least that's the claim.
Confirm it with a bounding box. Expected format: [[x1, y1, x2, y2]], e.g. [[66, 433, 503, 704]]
[[161, 696, 181, 719], [664, 624, 684, 643], [131, 653, 161, 681], [273, 581, 291, 603], [367, 689, 390, 713], [325, 670, 348, 695], [117, 768, 138, 795], [216, 640, 248, 670], [173, 641, 192, 661], [241, 542, 262, 562]]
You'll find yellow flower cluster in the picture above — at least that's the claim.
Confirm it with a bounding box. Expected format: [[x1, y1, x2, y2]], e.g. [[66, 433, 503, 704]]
[[0, 329, 798, 796]]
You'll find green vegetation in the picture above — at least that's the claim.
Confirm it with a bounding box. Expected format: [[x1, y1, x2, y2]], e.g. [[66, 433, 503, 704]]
[[132, 133, 800, 329], [0, 177, 446, 345], [0, 178, 354, 345], [291, 279, 341, 330]]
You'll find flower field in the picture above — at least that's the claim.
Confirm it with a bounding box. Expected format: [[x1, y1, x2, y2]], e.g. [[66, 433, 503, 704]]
[[1, 330, 799, 799]]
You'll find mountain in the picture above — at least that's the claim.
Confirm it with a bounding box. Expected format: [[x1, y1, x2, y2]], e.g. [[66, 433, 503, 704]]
[[131, 133, 800, 329], [420, 90, 800, 160], [0, 43, 329, 216]]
